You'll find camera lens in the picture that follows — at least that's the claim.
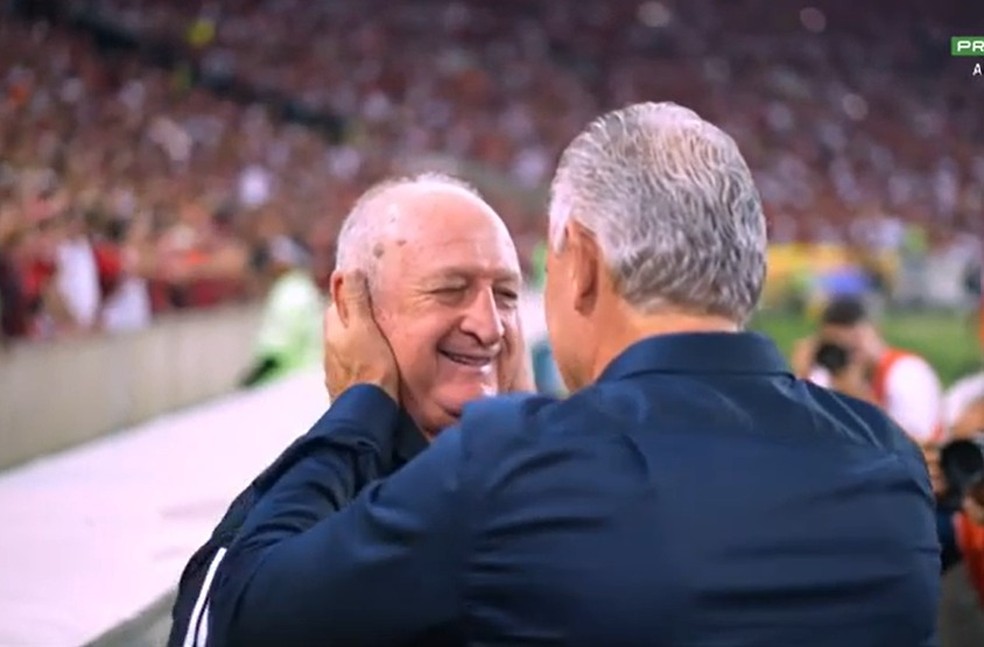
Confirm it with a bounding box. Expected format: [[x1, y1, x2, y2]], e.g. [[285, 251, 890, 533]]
[[814, 341, 850, 375]]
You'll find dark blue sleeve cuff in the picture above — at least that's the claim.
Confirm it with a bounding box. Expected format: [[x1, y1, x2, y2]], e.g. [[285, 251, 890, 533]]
[[311, 384, 401, 456]]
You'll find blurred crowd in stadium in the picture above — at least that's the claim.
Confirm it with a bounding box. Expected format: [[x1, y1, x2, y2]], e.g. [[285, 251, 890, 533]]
[[2, 0, 984, 641], [0, 0, 981, 343]]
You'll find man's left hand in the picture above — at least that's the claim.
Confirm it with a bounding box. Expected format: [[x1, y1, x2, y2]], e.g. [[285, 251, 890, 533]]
[[324, 271, 399, 402], [829, 357, 874, 404], [790, 335, 818, 379], [499, 312, 535, 393]]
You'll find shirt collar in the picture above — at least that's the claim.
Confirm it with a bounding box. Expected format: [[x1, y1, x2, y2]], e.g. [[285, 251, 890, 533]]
[[597, 331, 791, 383]]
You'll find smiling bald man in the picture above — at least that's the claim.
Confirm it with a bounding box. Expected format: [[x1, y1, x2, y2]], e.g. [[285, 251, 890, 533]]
[[331, 173, 528, 439]]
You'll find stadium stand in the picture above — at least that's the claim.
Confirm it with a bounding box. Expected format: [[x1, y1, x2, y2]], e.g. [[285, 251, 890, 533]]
[[2, 0, 981, 344]]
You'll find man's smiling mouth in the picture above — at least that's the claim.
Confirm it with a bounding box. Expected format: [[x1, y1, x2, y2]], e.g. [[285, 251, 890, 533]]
[[439, 350, 493, 367]]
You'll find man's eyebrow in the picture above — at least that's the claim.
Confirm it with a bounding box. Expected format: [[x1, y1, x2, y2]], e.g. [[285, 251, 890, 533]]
[[429, 266, 522, 284]]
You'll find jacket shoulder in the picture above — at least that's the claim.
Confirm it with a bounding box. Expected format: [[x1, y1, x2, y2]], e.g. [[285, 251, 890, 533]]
[[805, 380, 922, 455], [456, 393, 557, 452], [460, 392, 554, 429]]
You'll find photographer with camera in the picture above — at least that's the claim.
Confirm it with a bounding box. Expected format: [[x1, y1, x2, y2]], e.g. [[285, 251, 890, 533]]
[[934, 395, 984, 568], [791, 296, 944, 444], [931, 396, 984, 645], [793, 298, 984, 640]]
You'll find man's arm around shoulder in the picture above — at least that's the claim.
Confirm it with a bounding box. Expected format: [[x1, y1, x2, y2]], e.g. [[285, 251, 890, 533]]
[[169, 384, 403, 647], [207, 385, 474, 647]]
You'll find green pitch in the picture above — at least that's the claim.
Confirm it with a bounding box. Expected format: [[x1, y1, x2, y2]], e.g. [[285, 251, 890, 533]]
[[751, 310, 982, 387]]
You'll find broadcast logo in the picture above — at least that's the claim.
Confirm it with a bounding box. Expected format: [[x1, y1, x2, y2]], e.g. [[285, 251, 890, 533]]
[[952, 36, 984, 76], [952, 36, 984, 56]]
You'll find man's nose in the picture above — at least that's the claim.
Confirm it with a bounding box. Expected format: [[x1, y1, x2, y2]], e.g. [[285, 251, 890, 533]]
[[460, 287, 505, 346]]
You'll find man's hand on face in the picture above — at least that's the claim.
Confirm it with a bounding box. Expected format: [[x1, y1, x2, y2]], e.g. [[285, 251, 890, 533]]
[[829, 354, 874, 404], [324, 271, 399, 403], [498, 313, 536, 393], [509, 354, 537, 393], [789, 335, 818, 379]]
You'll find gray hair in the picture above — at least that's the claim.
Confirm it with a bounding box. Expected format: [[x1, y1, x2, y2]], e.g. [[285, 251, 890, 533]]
[[334, 172, 483, 282], [548, 102, 767, 324]]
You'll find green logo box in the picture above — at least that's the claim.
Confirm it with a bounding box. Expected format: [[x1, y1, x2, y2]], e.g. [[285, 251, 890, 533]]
[[952, 36, 984, 56]]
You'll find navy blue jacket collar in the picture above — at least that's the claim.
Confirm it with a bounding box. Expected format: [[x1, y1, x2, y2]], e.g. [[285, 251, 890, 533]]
[[313, 385, 429, 469], [598, 331, 791, 383]]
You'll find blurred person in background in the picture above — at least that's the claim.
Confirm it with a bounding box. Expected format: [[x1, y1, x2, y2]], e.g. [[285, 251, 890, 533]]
[[0, 207, 28, 344], [13, 183, 101, 337], [239, 235, 323, 388], [92, 214, 153, 334], [943, 314, 984, 436], [930, 396, 984, 568], [928, 394, 984, 647], [157, 201, 250, 310], [20, 210, 64, 339], [792, 296, 944, 444], [946, 370, 984, 427], [51, 208, 100, 335], [963, 261, 983, 338]]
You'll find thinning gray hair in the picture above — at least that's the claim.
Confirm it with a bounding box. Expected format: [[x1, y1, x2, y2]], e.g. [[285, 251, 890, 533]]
[[334, 172, 483, 284], [548, 102, 767, 324]]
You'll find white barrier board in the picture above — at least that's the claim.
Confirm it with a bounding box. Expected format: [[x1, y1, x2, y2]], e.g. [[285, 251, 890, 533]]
[[0, 371, 328, 646]]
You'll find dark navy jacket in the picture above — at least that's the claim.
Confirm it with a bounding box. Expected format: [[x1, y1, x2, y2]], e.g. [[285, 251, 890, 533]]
[[168, 398, 427, 647], [207, 332, 940, 646]]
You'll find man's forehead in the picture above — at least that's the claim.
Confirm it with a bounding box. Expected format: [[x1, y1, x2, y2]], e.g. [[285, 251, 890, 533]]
[[370, 181, 480, 210], [368, 186, 516, 256], [373, 185, 500, 229], [382, 237, 522, 288]]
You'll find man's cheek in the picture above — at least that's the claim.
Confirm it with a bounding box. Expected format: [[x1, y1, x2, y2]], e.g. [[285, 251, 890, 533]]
[[502, 324, 522, 364], [382, 330, 419, 381], [503, 311, 521, 342]]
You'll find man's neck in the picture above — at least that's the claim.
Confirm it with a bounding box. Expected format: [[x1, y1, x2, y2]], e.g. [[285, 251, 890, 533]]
[[589, 310, 739, 384]]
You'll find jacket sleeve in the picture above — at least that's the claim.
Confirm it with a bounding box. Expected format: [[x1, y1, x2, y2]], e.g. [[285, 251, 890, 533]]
[[207, 385, 470, 647]]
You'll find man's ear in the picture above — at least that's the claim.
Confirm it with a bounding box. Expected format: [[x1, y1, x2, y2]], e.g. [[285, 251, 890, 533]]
[[328, 271, 351, 326], [565, 221, 601, 316]]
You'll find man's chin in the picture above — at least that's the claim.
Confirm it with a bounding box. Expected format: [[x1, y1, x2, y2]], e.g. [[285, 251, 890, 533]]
[[435, 384, 496, 419]]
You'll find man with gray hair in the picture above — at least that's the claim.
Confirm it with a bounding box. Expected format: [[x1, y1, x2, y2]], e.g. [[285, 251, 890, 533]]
[[207, 103, 938, 646]]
